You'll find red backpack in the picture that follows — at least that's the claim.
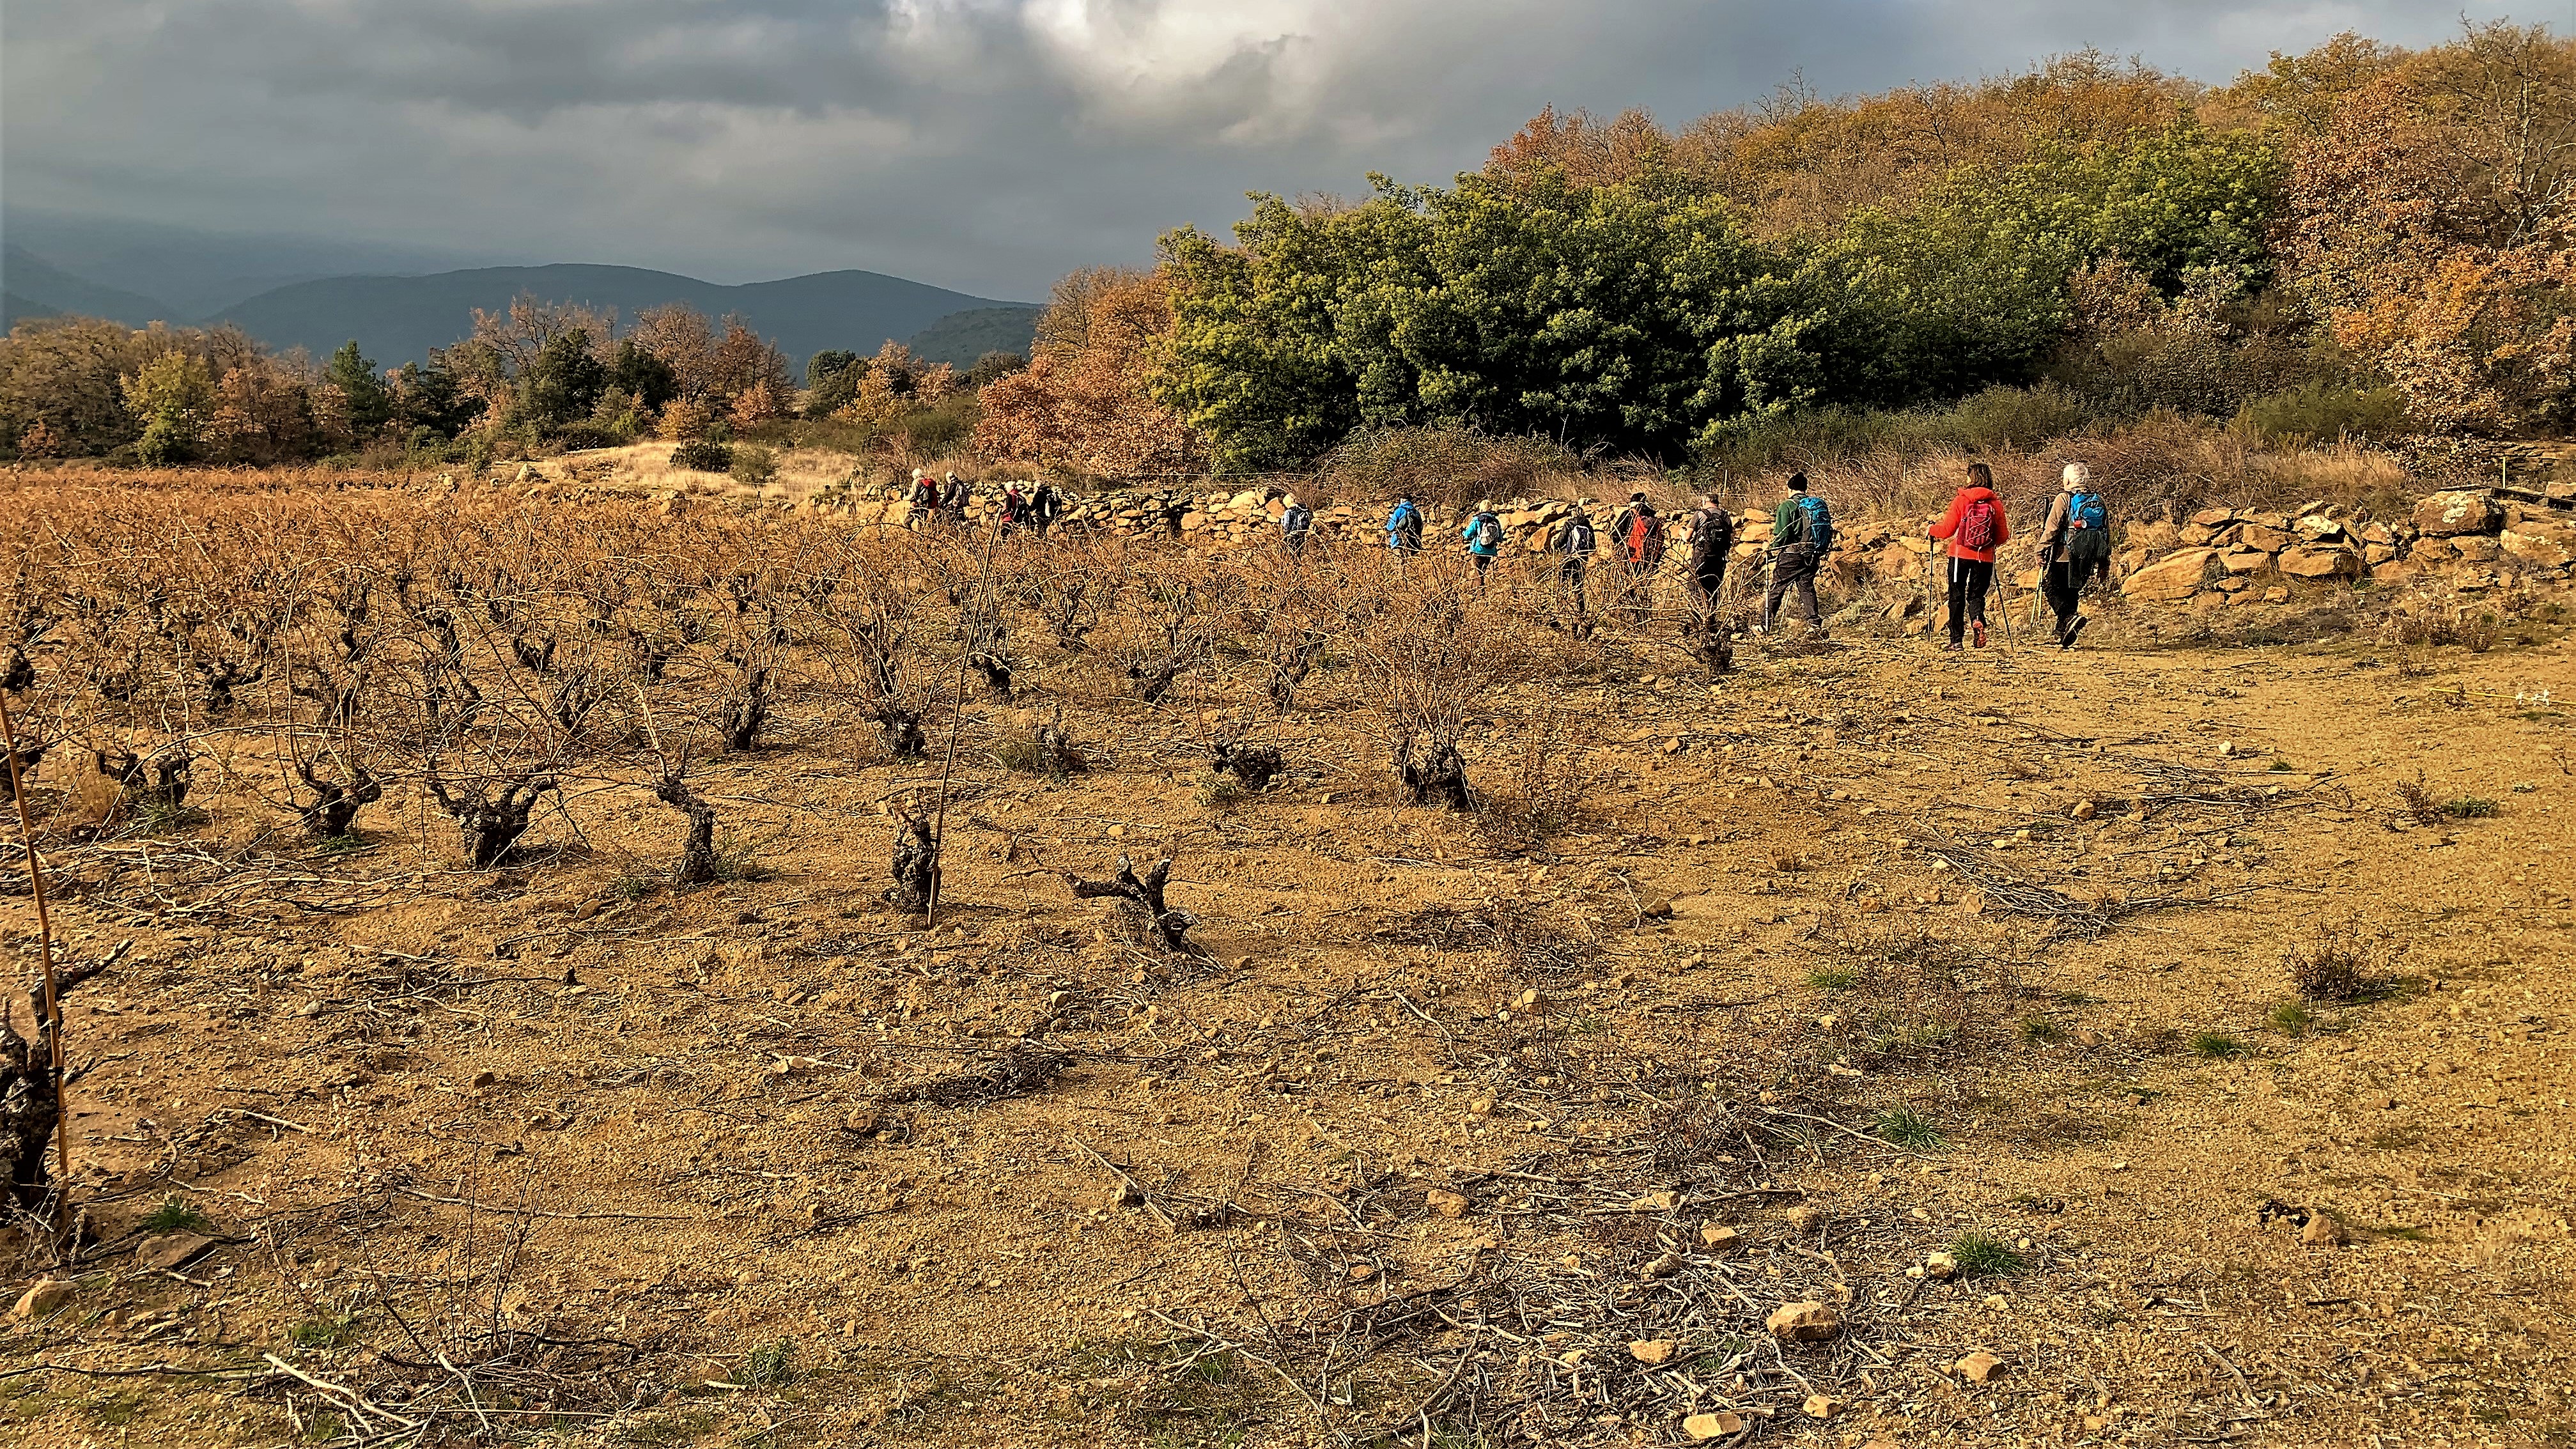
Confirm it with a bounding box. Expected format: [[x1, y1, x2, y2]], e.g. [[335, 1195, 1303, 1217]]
[[1625, 510, 1663, 564], [1958, 495, 1999, 552]]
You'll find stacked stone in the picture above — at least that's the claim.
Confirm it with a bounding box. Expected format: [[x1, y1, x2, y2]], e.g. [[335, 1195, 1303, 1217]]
[[2116, 490, 2573, 605]]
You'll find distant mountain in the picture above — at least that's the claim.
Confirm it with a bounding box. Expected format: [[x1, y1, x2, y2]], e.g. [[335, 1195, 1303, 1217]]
[[3, 208, 499, 318], [2, 245, 182, 328], [207, 263, 1039, 377], [905, 306, 1043, 368]]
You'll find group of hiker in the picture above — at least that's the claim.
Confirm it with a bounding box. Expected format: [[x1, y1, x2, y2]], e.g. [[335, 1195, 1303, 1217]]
[[906, 469, 1067, 536], [1365, 461, 2114, 649]]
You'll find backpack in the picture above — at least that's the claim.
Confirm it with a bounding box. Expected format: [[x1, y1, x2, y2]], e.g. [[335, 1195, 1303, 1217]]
[[2065, 493, 2111, 566], [1388, 500, 1419, 537], [1957, 495, 1998, 552], [1469, 513, 1501, 550], [1789, 494, 1834, 555], [1690, 509, 1733, 562], [1624, 509, 1663, 564], [1282, 504, 1313, 536], [1561, 518, 1596, 555]]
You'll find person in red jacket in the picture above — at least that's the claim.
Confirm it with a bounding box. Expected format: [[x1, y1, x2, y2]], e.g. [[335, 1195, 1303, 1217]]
[[1928, 461, 2010, 649]]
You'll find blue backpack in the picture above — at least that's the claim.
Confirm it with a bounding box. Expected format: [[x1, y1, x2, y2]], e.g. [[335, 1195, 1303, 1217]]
[[1387, 500, 1420, 544], [1792, 494, 1835, 555], [2065, 491, 2111, 564]]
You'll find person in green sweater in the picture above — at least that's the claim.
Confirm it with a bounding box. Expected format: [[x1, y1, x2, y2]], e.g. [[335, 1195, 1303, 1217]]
[[1760, 473, 1833, 635]]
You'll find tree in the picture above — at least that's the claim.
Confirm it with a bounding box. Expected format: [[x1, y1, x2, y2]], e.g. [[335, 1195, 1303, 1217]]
[[324, 341, 392, 438], [607, 339, 679, 414], [976, 270, 1202, 477], [1156, 175, 1829, 468], [0, 318, 151, 456], [520, 331, 607, 433], [120, 352, 215, 464]]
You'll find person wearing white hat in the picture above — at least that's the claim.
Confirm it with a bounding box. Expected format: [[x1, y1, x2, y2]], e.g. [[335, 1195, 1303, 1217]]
[[2038, 461, 2109, 648]]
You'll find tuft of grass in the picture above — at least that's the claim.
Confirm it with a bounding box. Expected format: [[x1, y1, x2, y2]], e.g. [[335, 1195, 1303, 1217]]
[[2267, 758, 2293, 771], [741, 1337, 798, 1388], [314, 832, 371, 855], [613, 873, 656, 903], [2269, 1001, 2316, 1035], [709, 828, 780, 883], [1946, 1230, 2026, 1277], [2189, 1030, 2246, 1059], [1193, 770, 1246, 811], [2286, 925, 2371, 1003], [2018, 1016, 2069, 1044], [1872, 1108, 1946, 1151], [1808, 966, 1857, 991], [2442, 795, 2498, 819], [142, 1195, 213, 1234], [2392, 777, 2448, 826], [290, 1313, 357, 1349]]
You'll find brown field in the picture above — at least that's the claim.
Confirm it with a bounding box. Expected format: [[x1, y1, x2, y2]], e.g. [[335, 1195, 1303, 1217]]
[[0, 475, 2570, 1449]]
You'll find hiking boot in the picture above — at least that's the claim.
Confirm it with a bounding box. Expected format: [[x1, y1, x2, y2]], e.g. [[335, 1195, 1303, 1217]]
[[1941, 639, 1963, 651], [2061, 616, 2088, 649], [1971, 621, 1987, 649]]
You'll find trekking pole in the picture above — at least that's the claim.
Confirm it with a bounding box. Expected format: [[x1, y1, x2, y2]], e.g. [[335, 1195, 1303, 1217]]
[[1996, 570, 2017, 653]]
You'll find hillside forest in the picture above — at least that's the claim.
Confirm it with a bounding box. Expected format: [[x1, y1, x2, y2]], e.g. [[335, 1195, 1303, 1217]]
[[3, 26, 2572, 484]]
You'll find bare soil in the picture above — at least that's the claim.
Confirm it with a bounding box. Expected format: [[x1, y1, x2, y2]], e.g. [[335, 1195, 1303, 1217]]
[[5, 596, 2573, 1449]]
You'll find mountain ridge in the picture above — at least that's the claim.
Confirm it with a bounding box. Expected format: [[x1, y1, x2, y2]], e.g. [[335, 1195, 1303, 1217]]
[[205, 262, 1041, 376]]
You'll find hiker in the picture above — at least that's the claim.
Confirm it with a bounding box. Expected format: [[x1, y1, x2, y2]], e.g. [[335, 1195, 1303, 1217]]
[[939, 471, 968, 527], [1686, 492, 1734, 619], [1462, 499, 1504, 582], [1000, 482, 1031, 536], [1553, 506, 1599, 616], [2039, 462, 2110, 647], [1930, 461, 2010, 649], [1280, 493, 1315, 558], [905, 469, 936, 529], [1760, 473, 1832, 635], [1386, 493, 1424, 555], [1610, 491, 1663, 614], [1030, 481, 1064, 535]]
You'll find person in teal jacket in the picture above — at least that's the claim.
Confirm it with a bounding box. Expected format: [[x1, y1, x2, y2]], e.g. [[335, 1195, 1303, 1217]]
[[1461, 500, 1503, 584], [1386, 495, 1424, 554]]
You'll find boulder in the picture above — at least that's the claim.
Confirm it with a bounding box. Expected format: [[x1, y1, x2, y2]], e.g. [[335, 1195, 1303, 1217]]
[[2219, 549, 2273, 576], [2122, 547, 2223, 601], [2235, 524, 2295, 552], [2276, 545, 2363, 580], [2502, 522, 2576, 568], [8, 1279, 72, 1321], [2414, 490, 2503, 538]]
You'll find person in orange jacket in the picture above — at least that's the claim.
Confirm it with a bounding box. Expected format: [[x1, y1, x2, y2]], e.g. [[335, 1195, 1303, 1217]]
[[1928, 461, 2010, 649]]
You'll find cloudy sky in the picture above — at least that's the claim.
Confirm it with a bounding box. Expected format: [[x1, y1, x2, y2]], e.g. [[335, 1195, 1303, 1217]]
[[2, 0, 2529, 300]]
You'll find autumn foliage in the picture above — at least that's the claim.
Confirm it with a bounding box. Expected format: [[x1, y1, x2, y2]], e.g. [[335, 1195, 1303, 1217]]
[[974, 268, 1204, 479]]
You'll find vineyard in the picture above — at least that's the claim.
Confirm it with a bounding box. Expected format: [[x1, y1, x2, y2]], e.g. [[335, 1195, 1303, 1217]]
[[0, 474, 2568, 1448]]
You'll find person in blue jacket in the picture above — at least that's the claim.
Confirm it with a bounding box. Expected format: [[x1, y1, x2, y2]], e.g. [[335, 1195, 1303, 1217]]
[[1386, 494, 1424, 554]]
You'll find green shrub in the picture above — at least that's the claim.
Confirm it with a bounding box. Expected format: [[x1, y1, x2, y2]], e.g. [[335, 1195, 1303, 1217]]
[[670, 439, 733, 473], [143, 1195, 213, 1233], [729, 443, 779, 486], [2442, 795, 2498, 819], [2233, 383, 2410, 446]]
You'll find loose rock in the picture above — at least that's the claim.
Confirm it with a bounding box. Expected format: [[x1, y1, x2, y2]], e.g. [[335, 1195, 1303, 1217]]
[[1956, 1349, 2007, 1383], [1700, 1223, 1742, 1252], [1684, 1411, 1745, 1439], [1766, 1300, 1841, 1342], [1425, 1188, 1470, 1219], [1629, 1338, 1677, 1365], [9, 1279, 72, 1321]]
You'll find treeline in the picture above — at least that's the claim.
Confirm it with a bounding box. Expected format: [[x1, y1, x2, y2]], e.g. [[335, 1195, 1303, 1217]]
[[975, 25, 2576, 477], [0, 293, 1027, 467]]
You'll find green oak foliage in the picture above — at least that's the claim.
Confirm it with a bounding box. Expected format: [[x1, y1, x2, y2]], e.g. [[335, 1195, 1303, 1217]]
[[1965, 118, 2284, 293], [1151, 120, 2286, 469], [1156, 175, 1833, 470]]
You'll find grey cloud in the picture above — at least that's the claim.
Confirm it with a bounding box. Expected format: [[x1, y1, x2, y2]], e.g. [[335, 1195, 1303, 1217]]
[[2, 0, 2531, 300]]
